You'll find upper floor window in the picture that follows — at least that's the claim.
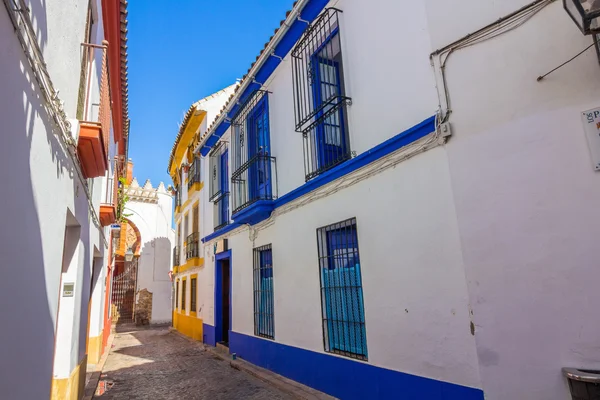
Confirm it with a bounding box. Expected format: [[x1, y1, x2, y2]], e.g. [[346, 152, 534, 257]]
[[188, 155, 202, 189], [316, 217, 367, 360], [292, 8, 351, 181], [231, 90, 278, 214], [209, 142, 230, 230]]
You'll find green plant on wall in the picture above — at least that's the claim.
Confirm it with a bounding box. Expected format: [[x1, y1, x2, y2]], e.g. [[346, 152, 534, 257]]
[[116, 177, 133, 223]]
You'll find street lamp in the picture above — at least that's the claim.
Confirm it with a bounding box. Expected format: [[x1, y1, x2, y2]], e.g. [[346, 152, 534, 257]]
[[125, 248, 134, 262], [564, 0, 600, 35]]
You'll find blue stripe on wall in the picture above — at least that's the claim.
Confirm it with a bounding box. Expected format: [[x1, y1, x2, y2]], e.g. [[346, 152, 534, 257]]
[[203, 324, 216, 347], [230, 331, 483, 400], [201, 116, 436, 243]]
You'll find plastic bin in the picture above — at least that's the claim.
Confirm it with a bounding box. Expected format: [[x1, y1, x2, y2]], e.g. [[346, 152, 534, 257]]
[[563, 368, 600, 400]]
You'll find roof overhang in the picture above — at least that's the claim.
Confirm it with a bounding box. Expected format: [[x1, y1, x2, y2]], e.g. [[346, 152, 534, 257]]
[[168, 108, 207, 178]]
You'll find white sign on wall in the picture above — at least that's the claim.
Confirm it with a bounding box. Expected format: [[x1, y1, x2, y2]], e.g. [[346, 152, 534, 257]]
[[581, 107, 600, 171]]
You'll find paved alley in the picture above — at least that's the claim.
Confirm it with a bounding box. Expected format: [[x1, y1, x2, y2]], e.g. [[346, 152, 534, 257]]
[[93, 327, 293, 400]]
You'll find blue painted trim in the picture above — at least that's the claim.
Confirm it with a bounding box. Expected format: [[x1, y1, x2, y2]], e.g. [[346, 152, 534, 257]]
[[231, 200, 275, 226], [229, 331, 483, 400], [200, 116, 436, 244], [203, 324, 216, 347], [201, 223, 241, 243], [275, 116, 435, 210], [214, 250, 232, 344], [200, 0, 330, 157]]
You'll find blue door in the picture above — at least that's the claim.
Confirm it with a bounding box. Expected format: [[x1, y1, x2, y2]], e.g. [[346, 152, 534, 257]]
[[247, 97, 271, 200], [220, 149, 229, 225]]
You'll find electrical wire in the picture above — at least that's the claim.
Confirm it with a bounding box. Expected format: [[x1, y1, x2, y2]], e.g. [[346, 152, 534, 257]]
[[537, 37, 600, 81]]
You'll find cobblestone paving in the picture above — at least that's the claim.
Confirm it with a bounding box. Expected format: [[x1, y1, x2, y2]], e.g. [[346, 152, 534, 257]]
[[94, 327, 293, 400]]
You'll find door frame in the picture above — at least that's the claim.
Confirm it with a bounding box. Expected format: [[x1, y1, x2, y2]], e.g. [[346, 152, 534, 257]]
[[214, 249, 232, 345]]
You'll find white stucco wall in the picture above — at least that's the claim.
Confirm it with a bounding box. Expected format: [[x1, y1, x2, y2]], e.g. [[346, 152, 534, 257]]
[[0, 0, 113, 397], [126, 183, 174, 323], [431, 2, 600, 398]]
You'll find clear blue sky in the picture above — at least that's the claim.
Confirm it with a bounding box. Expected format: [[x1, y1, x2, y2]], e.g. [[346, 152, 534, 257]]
[[127, 0, 294, 187]]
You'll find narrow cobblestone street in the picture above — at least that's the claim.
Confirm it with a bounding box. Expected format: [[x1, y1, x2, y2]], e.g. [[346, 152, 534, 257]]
[[93, 326, 293, 400]]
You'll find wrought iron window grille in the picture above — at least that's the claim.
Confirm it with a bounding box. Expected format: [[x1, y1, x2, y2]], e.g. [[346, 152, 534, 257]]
[[253, 244, 274, 339], [292, 8, 352, 181], [231, 90, 278, 214], [209, 141, 228, 202], [185, 232, 200, 260], [172, 246, 180, 267], [316, 217, 367, 360], [188, 156, 201, 189]]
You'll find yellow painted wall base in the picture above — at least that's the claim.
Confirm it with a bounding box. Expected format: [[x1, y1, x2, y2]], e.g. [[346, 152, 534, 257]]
[[173, 311, 203, 341], [88, 334, 103, 365], [50, 355, 87, 400]]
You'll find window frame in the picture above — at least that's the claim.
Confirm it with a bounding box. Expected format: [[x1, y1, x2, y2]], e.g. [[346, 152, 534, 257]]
[[181, 278, 187, 311], [190, 276, 197, 313], [209, 142, 230, 230], [253, 244, 275, 340], [316, 217, 367, 360]]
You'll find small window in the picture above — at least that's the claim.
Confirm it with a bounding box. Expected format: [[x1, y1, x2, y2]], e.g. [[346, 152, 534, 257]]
[[253, 244, 274, 339], [190, 278, 197, 312], [316, 218, 367, 360], [209, 143, 230, 230], [181, 279, 187, 311]]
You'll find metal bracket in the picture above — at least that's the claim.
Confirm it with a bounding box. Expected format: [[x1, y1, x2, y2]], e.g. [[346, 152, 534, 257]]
[[223, 117, 232, 124], [270, 51, 283, 61], [297, 16, 310, 25]]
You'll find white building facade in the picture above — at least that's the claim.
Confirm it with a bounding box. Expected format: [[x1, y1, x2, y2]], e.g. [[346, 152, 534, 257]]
[[0, 0, 129, 398], [124, 177, 174, 324], [175, 1, 600, 399]]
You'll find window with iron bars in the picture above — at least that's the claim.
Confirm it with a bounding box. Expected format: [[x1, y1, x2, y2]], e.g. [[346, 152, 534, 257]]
[[209, 142, 230, 230], [292, 8, 352, 181], [231, 90, 278, 215], [175, 184, 182, 208], [185, 232, 200, 260], [253, 244, 274, 339], [172, 246, 180, 267], [181, 279, 187, 311], [188, 156, 201, 189], [191, 277, 197, 312], [316, 217, 367, 360], [175, 280, 180, 310]]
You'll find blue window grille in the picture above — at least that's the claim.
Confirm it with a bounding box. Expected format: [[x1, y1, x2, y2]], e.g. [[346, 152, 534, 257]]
[[231, 90, 278, 214], [209, 142, 230, 230], [316, 218, 367, 360], [292, 8, 352, 181], [253, 244, 274, 339]]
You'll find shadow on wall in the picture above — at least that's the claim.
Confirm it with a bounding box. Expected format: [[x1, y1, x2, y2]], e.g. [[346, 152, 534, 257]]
[[137, 238, 173, 323], [0, 3, 63, 399]]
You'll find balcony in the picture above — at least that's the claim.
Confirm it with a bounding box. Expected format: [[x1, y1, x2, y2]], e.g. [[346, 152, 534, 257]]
[[173, 246, 180, 267], [77, 42, 110, 179], [231, 155, 278, 225], [99, 157, 124, 226], [187, 157, 202, 194], [185, 232, 200, 260], [174, 187, 182, 214]]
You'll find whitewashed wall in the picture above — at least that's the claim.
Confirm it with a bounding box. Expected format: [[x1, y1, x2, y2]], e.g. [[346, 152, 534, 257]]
[[430, 1, 600, 398], [0, 0, 108, 398], [127, 186, 174, 323]]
